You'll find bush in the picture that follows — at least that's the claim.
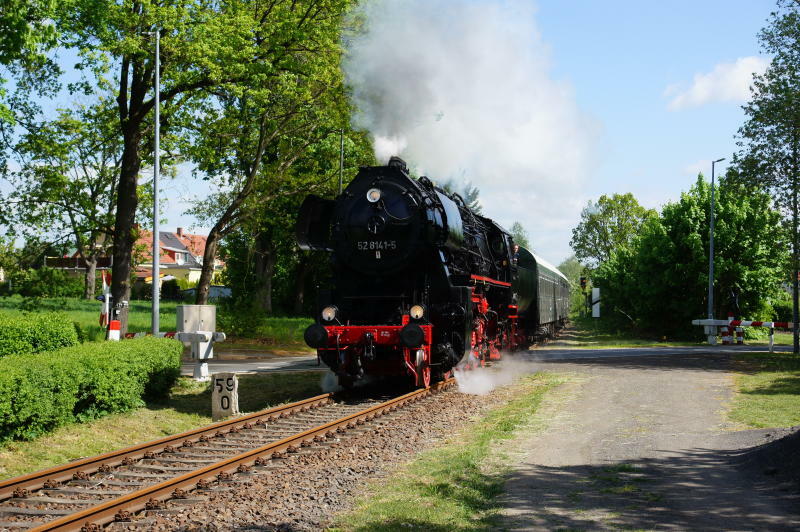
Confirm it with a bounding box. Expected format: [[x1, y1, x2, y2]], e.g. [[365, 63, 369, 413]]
[[772, 297, 793, 323], [0, 312, 80, 357], [0, 337, 182, 442], [7, 268, 84, 298]]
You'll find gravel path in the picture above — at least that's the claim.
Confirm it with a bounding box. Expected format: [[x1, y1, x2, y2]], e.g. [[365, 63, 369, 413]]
[[499, 352, 800, 530]]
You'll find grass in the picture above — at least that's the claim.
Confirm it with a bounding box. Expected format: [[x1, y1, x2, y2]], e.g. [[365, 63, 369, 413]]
[[0, 295, 313, 347], [0, 295, 179, 342], [548, 315, 699, 349], [554, 315, 795, 349], [218, 314, 314, 351], [730, 352, 800, 428], [331, 373, 565, 531], [0, 371, 324, 479]]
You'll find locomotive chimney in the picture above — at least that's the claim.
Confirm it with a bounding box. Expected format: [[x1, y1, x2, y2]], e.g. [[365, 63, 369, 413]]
[[388, 156, 408, 172]]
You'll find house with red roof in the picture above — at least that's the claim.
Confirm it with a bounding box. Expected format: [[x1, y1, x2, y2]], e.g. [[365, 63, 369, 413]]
[[134, 227, 224, 284]]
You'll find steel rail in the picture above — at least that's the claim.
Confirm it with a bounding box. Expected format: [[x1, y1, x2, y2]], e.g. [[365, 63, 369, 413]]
[[0, 393, 334, 501], [32, 379, 454, 532]]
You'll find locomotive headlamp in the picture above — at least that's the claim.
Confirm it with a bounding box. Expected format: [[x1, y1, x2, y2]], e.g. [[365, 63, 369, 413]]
[[321, 306, 338, 322], [366, 188, 381, 203], [409, 304, 425, 320]]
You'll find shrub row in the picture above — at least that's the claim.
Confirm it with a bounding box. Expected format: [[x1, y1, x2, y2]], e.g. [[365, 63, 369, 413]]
[[0, 337, 182, 442], [0, 268, 85, 298], [0, 312, 80, 357]]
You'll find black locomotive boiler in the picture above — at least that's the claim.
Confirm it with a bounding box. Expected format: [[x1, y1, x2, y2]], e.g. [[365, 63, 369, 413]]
[[297, 157, 569, 388]]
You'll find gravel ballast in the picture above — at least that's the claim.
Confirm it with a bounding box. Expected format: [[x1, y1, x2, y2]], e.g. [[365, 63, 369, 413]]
[[123, 382, 510, 531]]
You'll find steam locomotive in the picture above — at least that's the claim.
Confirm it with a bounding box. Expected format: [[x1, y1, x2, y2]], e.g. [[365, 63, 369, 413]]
[[297, 157, 569, 388]]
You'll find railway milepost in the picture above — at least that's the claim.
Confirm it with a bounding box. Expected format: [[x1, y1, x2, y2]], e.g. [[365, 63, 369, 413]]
[[212, 372, 240, 421]]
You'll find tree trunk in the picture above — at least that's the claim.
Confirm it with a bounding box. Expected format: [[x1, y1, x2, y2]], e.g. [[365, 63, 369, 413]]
[[84, 255, 97, 299], [110, 127, 142, 334], [196, 231, 221, 305], [292, 255, 311, 315], [794, 168, 799, 354], [253, 233, 276, 313]]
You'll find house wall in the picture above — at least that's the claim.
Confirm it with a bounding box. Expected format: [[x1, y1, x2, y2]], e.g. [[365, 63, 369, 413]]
[[161, 267, 202, 284]]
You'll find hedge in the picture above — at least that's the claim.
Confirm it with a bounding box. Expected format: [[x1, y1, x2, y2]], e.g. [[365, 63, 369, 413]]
[[0, 337, 182, 442], [0, 312, 80, 357]]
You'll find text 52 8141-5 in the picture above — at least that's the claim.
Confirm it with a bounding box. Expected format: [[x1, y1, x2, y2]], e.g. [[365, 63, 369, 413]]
[[357, 240, 397, 251]]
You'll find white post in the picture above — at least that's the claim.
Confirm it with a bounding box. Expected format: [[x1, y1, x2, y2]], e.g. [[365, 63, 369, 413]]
[[591, 287, 600, 318], [706, 325, 717, 346], [769, 327, 775, 353]]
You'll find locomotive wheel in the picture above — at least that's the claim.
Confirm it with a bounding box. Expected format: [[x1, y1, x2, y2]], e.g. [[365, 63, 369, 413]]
[[423, 364, 431, 388], [338, 376, 355, 390]]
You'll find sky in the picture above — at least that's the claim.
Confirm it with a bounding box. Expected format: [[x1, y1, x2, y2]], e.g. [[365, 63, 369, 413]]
[[1, 0, 778, 266], [537, 0, 772, 208], [336, 0, 777, 264]]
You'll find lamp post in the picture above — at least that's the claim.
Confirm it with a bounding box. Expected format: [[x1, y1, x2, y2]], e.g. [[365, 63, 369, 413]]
[[339, 129, 344, 195], [707, 157, 726, 324], [145, 29, 161, 335]]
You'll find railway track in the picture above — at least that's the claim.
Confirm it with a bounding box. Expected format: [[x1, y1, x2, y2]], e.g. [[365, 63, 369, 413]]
[[0, 379, 455, 531]]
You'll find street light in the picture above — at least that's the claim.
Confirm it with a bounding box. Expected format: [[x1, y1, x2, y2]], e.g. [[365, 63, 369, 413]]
[[144, 29, 161, 335], [707, 157, 726, 325]]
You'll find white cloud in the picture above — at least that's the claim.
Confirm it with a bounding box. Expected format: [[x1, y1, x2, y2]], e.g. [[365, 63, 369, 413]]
[[683, 160, 707, 177], [343, 0, 599, 263], [666, 56, 769, 111], [682, 159, 728, 179]]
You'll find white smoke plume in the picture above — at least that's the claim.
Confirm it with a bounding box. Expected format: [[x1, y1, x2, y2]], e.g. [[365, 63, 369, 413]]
[[343, 0, 598, 261], [454, 355, 540, 395]]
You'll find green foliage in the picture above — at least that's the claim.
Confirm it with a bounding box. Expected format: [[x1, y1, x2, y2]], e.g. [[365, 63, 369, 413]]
[[0, 103, 118, 294], [3, 267, 83, 298], [509, 221, 530, 249], [558, 254, 588, 311], [160, 279, 181, 301], [570, 193, 655, 269], [0, 311, 80, 357], [0, 0, 57, 67], [0, 0, 59, 123], [441, 179, 482, 214], [773, 292, 794, 322], [0, 295, 180, 342], [0, 337, 181, 441], [592, 175, 787, 337], [217, 126, 374, 314], [216, 308, 311, 344], [734, 0, 800, 350]]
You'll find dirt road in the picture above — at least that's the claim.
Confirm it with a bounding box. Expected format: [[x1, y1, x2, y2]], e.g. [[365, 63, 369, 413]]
[[499, 351, 800, 530]]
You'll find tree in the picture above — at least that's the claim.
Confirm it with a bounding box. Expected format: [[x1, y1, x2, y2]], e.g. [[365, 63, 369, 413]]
[[185, 73, 356, 305], [509, 221, 530, 249], [0, 0, 57, 66], [441, 179, 482, 214], [1, 101, 119, 298], [202, 123, 374, 312], [558, 254, 588, 312], [734, 0, 800, 352], [0, 0, 59, 123], [55, 0, 351, 332], [570, 193, 654, 269], [593, 175, 787, 337]]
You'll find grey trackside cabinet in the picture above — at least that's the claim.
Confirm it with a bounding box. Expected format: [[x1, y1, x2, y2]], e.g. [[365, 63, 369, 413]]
[[176, 305, 225, 381]]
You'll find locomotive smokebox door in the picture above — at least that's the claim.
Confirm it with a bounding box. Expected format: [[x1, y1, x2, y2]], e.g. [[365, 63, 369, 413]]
[[296, 194, 335, 251]]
